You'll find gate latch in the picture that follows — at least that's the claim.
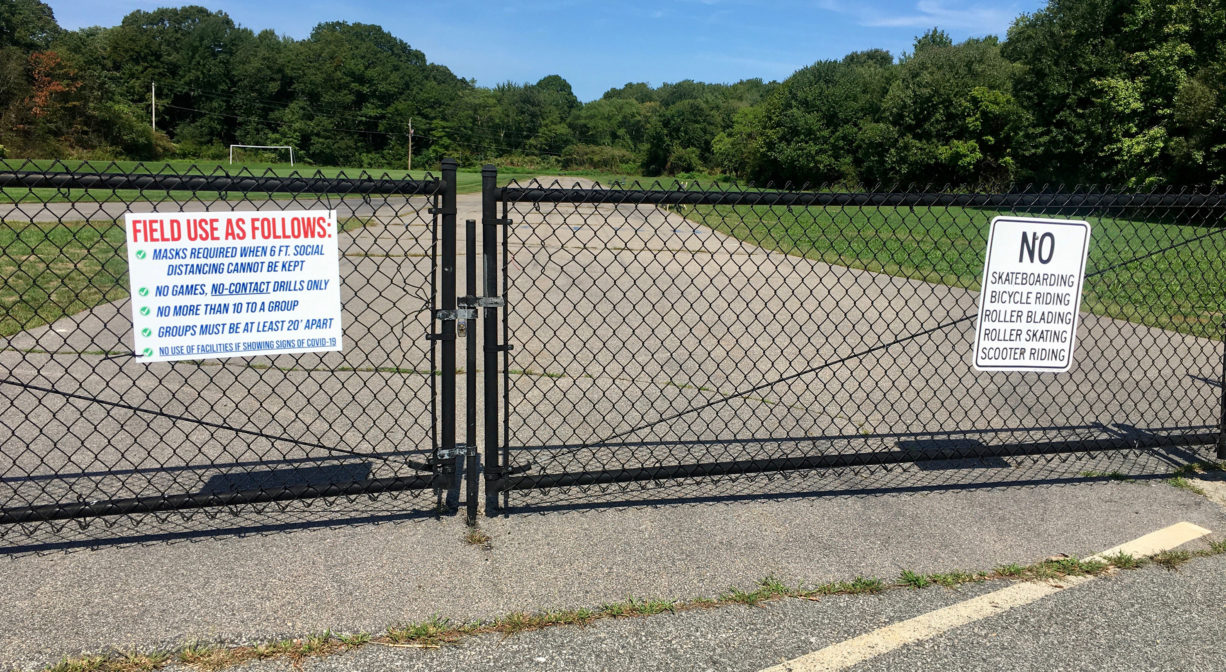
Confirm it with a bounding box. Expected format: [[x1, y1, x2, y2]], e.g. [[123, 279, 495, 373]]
[[435, 308, 477, 321], [458, 296, 505, 309]]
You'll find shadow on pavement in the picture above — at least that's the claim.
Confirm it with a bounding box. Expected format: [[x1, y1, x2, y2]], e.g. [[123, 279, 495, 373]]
[[2, 438, 1217, 557], [0, 488, 442, 557], [494, 443, 1218, 516]]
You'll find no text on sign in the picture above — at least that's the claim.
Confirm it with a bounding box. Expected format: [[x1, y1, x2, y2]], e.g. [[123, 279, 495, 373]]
[[125, 209, 344, 363], [973, 216, 1091, 372]]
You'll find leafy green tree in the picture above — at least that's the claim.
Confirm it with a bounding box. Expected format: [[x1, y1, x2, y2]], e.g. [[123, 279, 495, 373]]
[[1169, 62, 1226, 184], [1004, 0, 1226, 185], [567, 96, 649, 150], [102, 7, 253, 145], [881, 35, 1026, 184], [711, 105, 767, 177], [491, 75, 579, 155], [281, 21, 466, 165], [601, 81, 656, 103], [0, 0, 59, 51], [745, 53, 896, 184], [229, 29, 290, 146], [612, 78, 767, 175]]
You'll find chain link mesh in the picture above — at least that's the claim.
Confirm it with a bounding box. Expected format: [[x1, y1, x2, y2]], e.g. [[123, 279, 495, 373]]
[[0, 160, 445, 530], [495, 179, 1225, 500]]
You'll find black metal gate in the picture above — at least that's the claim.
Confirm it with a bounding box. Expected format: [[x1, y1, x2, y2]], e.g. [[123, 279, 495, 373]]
[[0, 160, 458, 527], [482, 171, 1226, 512], [3, 161, 1226, 531]]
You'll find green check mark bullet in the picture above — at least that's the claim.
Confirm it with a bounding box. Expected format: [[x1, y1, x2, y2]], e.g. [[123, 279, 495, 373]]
[[141, 328, 152, 337], [138, 287, 149, 297], [139, 306, 150, 316], [142, 348, 153, 357], [135, 249, 147, 259]]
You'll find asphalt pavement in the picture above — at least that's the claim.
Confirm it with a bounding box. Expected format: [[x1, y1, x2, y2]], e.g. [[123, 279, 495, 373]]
[[2, 458, 1225, 669], [216, 552, 1226, 672]]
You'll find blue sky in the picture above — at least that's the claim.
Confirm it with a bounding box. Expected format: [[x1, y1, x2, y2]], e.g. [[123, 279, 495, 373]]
[[45, 0, 1048, 101]]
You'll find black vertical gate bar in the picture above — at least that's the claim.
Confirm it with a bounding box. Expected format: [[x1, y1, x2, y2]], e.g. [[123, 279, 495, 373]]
[[439, 158, 460, 508], [482, 164, 501, 514], [429, 184, 439, 504], [500, 195, 511, 510], [1219, 318, 1226, 460], [465, 217, 479, 524]]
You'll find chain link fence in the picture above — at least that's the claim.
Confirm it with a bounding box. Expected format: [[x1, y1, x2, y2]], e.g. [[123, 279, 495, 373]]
[[490, 179, 1226, 504], [0, 160, 449, 529], [2, 162, 1224, 529]]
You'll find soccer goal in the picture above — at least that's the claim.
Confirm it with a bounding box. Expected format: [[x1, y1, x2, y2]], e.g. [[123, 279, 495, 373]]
[[228, 144, 295, 166]]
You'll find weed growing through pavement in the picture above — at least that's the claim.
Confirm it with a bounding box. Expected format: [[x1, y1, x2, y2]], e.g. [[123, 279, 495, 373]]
[[464, 526, 492, 549], [387, 616, 464, 646], [1171, 461, 1225, 477], [40, 540, 1226, 672], [1102, 552, 1141, 570], [1151, 549, 1192, 570], [1167, 476, 1208, 496], [995, 563, 1025, 577], [1165, 461, 1226, 497], [899, 570, 931, 589]]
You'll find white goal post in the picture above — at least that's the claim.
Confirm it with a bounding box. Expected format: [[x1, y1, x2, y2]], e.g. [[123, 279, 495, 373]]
[[229, 144, 295, 166]]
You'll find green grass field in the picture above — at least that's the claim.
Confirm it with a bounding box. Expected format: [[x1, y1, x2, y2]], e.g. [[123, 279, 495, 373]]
[[683, 203, 1226, 339], [0, 220, 127, 337]]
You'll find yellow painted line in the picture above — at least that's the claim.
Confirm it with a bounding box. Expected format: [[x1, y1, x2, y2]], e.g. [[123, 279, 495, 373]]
[[1090, 521, 1211, 561], [759, 522, 1212, 672]]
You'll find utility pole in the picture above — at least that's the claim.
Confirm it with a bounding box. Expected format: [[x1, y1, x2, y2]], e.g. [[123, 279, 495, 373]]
[[407, 118, 414, 172], [151, 82, 156, 134]]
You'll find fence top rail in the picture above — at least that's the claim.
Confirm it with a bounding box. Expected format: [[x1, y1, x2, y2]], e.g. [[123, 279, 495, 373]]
[[0, 169, 444, 196], [496, 185, 1226, 210]]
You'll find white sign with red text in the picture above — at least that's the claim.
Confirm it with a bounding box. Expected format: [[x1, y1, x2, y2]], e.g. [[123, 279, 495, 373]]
[[125, 210, 343, 363]]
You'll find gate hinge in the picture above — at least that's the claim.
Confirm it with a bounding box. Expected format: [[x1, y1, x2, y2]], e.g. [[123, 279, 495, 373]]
[[458, 296, 505, 308], [435, 308, 476, 321]]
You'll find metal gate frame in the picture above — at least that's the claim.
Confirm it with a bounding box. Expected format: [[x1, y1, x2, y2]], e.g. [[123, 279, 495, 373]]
[[0, 162, 459, 526], [475, 167, 1226, 517]]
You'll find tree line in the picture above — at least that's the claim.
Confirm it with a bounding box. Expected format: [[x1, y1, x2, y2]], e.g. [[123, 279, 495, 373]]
[[1, 0, 1223, 187]]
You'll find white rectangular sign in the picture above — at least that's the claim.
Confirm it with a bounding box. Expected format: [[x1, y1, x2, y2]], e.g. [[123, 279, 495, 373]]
[[125, 210, 343, 363], [973, 216, 1091, 372]]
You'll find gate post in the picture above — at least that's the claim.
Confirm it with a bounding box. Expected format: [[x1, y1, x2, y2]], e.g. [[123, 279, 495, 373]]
[[482, 165, 502, 514], [465, 216, 479, 524], [1218, 319, 1226, 460], [439, 158, 461, 507]]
